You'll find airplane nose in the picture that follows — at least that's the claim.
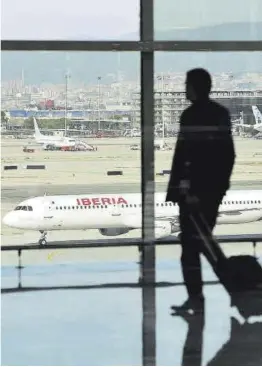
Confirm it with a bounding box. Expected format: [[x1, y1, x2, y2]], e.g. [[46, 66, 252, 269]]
[[2, 212, 16, 227]]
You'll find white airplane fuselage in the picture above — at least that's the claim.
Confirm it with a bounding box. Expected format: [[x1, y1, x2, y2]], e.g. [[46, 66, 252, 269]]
[[3, 191, 262, 240], [33, 117, 76, 147], [34, 135, 77, 147]]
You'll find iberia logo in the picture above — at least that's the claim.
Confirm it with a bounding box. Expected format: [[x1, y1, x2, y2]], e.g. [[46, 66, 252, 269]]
[[76, 197, 128, 206]]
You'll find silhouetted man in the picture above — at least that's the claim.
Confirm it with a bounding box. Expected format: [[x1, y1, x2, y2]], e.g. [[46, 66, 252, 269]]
[[166, 68, 235, 312]]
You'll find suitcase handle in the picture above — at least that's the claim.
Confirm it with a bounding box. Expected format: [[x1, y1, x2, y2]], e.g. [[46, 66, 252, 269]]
[[189, 213, 219, 263]]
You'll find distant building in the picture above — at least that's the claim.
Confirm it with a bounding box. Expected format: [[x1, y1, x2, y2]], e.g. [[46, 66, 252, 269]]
[[132, 90, 262, 126]]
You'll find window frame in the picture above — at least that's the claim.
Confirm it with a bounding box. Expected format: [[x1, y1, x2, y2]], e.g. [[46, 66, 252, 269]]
[[2, 1, 262, 364]]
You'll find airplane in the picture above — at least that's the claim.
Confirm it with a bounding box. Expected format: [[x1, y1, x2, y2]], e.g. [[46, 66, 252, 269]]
[[33, 118, 76, 147], [238, 106, 262, 134], [252, 106, 262, 132], [2, 190, 262, 246]]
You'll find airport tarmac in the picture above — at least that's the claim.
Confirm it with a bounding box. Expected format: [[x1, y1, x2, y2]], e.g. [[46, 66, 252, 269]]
[[2, 137, 262, 187], [2, 181, 262, 204], [1, 137, 262, 266]]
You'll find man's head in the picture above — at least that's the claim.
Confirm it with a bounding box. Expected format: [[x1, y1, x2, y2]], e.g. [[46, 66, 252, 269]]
[[186, 68, 212, 102]]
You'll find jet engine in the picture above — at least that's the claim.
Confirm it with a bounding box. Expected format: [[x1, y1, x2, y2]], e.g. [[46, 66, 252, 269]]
[[99, 228, 130, 236], [155, 220, 180, 239]]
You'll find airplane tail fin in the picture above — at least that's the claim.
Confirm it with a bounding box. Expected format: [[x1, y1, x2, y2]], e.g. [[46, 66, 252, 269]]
[[33, 117, 42, 138], [240, 111, 244, 125], [252, 106, 262, 125]]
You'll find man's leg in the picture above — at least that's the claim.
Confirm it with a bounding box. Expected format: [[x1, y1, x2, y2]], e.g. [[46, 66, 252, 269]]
[[179, 204, 204, 298], [171, 204, 204, 313]]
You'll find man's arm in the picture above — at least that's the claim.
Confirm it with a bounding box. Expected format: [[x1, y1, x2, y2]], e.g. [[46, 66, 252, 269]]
[[166, 113, 186, 203]]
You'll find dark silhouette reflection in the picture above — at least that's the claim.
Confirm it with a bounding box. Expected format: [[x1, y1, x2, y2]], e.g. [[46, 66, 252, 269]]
[[208, 317, 262, 366], [208, 291, 262, 365], [1, 280, 221, 294], [172, 290, 262, 366], [172, 310, 205, 366]]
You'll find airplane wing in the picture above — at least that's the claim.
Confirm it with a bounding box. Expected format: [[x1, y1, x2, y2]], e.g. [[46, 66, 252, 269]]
[[122, 214, 180, 239], [122, 213, 179, 227]]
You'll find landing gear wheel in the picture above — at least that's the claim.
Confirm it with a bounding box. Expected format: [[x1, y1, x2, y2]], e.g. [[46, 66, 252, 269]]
[[39, 238, 47, 246]]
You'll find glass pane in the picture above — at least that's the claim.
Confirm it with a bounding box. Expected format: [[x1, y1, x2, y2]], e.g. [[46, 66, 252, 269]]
[[154, 0, 262, 40], [2, 270, 142, 365], [1, 51, 142, 250], [2, 0, 139, 40], [152, 53, 262, 365], [141, 51, 262, 241]]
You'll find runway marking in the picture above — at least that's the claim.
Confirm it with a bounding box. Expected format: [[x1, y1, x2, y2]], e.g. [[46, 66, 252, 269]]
[[47, 251, 63, 261]]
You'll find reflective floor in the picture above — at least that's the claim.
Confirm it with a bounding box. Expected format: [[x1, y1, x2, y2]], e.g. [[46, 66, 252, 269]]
[[2, 258, 262, 366]]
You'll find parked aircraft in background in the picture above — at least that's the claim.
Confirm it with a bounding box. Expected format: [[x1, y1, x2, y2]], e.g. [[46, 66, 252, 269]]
[[238, 106, 262, 134], [33, 118, 76, 147]]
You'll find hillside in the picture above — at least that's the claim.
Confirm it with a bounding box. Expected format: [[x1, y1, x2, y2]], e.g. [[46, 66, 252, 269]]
[[2, 22, 262, 84]]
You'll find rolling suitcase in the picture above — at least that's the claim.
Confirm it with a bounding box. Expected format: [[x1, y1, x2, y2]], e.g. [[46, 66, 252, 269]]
[[189, 211, 262, 318]]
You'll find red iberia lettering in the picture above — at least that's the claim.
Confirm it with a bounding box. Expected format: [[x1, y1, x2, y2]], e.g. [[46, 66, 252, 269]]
[[76, 196, 128, 206], [81, 198, 92, 206], [101, 198, 111, 205], [92, 198, 100, 206], [117, 197, 128, 205]]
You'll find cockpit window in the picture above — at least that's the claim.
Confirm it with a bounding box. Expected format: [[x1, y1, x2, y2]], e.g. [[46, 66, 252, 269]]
[[14, 205, 33, 211]]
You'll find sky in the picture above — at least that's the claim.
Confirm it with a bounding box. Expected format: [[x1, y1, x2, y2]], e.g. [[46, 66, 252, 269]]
[[1, 0, 262, 40]]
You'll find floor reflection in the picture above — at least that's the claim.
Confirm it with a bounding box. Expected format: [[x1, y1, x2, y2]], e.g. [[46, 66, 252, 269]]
[[1, 259, 262, 366]]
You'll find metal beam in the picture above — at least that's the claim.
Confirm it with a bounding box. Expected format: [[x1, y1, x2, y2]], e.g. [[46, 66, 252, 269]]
[[140, 0, 156, 365], [2, 40, 262, 52], [1, 233, 262, 252]]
